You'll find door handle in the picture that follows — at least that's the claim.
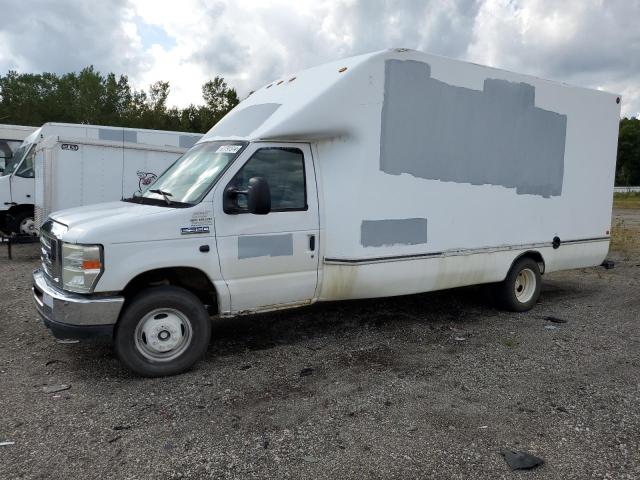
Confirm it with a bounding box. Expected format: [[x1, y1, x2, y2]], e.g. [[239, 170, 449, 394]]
[[309, 234, 316, 251]]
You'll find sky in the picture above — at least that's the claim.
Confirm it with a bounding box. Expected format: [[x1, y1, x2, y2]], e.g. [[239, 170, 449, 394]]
[[0, 0, 638, 117]]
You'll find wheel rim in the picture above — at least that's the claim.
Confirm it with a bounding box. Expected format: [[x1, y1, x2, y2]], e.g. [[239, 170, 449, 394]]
[[134, 308, 193, 362], [514, 268, 537, 304], [19, 217, 36, 235]]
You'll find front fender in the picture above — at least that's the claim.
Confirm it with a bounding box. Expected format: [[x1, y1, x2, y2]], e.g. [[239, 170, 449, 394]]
[[95, 236, 231, 314]]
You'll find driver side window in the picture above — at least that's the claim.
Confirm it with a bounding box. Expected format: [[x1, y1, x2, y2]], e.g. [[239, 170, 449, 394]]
[[15, 147, 35, 178], [230, 147, 307, 212]]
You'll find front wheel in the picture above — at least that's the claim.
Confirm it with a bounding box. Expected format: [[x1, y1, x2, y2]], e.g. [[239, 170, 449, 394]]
[[114, 286, 211, 377], [493, 257, 542, 312], [9, 210, 36, 235]]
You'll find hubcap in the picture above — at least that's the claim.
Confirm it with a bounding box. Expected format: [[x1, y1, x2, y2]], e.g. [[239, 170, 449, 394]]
[[20, 217, 36, 235], [134, 308, 193, 362], [514, 268, 537, 304]]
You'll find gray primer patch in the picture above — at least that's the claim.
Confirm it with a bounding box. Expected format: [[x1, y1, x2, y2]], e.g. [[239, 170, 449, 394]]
[[98, 128, 137, 143], [361, 218, 428, 247], [179, 135, 198, 148], [99, 128, 122, 142], [238, 233, 293, 259], [123, 130, 137, 143], [207, 103, 281, 138], [380, 60, 567, 197]]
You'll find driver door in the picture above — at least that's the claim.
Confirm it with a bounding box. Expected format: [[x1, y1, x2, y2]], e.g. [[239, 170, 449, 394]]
[[213, 142, 319, 313], [10, 145, 35, 205]]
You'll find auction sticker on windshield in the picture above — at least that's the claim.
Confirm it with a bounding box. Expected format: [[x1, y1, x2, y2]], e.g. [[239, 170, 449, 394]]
[[216, 145, 242, 154]]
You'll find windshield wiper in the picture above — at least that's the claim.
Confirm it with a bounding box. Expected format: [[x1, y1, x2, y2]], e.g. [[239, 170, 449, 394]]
[[149, 189, 173, 205]]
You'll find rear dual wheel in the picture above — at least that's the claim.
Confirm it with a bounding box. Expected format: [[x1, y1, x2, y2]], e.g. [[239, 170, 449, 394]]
[[114, 286, 211, 377], [493, 257, 542, 312]]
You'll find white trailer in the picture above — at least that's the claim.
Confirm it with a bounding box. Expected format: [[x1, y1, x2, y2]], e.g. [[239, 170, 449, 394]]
[[0, 123, 201, 234], [32, 49, 620, 376]]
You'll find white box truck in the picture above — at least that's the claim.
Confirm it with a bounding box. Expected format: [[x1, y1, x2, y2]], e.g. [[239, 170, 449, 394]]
[[32, 49, 620, 377], [0, 123, 201, 234]]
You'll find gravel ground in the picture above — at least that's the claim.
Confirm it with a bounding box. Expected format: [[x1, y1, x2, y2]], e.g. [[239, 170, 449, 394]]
[[1, 209, 639, 479]]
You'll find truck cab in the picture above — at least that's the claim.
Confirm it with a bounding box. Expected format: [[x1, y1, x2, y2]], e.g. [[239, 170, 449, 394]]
[[33, 139, 320, 376], [0, 126, 38, 234]]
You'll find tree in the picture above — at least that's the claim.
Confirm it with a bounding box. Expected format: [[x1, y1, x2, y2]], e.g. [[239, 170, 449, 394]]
[[202, 76, 239, 125], [616, 118, 640, 186], [0, 68, 240, 135]]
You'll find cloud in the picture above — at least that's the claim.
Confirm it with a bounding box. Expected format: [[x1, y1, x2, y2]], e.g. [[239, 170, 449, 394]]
[[0, 0, 638, 116], [0, 0, 150, 77], [466, 0, 640, 116]]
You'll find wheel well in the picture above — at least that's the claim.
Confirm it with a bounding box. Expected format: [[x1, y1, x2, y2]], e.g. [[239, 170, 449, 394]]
[[122, 267, 218, 314], [8, 204, 34, 217], [513, 250, 546, 274]]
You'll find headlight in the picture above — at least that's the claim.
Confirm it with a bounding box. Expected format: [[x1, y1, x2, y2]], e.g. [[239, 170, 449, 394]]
[[62, 243, 103, 293]]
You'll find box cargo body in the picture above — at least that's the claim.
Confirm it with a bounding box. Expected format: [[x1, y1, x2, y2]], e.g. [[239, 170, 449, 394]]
[[32, 49, 620, 376], [34, 127, 202, 227], [0, 122, 201, 233], [200, 48, 620, 303]]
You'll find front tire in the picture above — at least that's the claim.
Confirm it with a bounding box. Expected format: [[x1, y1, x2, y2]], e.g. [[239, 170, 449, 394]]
[[114, 286, 211, 377], [493, 257, 542, 312], [8, 210, 36, 235]]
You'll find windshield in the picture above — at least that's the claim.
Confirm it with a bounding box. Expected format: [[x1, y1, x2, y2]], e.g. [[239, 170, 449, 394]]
[[137, 141, 246, 205], [2, 142, 33, 176]]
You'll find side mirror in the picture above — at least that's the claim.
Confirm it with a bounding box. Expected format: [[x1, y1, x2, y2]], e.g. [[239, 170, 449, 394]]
[[223, 176, 271, 215], [247, 176, 271, 215]]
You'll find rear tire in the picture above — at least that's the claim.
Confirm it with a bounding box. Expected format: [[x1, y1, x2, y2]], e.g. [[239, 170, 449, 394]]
[[114, 286, 211, 377], [493, 257, 542, 312], [8, 210, 36, 235]]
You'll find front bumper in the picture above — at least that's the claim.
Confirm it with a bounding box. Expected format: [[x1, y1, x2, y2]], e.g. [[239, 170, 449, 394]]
[[32, 269, 124, 340]]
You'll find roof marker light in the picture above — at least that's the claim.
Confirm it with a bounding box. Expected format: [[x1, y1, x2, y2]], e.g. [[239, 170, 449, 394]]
[[266, 84, 273, 89], [276, 80, 284, 85], [288, 76, 296, 82], [338, 67, 347, 73]]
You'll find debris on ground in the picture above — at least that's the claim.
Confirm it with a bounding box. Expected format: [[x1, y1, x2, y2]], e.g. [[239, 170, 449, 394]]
[[0, 441, 15, 447], [55, 339, 79, 344], [544, 325, 559, 331], [302, 455, 319, 463], [42, 384, 71, 394], [545, 316, 568, 324], [601, 259, 615, 269], [300, 367, 314, 377], [501, 449, 545, 471], [454, 336, 466, 341]]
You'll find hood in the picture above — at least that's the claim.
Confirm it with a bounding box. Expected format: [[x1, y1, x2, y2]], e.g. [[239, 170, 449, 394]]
[[49, 200, 211, 244], [51, 201, 163, 229]]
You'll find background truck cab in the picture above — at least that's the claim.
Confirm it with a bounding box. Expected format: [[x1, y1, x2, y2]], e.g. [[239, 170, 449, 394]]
[[0, 124, 37, 233]]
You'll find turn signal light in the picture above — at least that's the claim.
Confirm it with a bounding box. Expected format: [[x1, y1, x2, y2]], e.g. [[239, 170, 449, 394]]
[[82, 260, 102, 270]]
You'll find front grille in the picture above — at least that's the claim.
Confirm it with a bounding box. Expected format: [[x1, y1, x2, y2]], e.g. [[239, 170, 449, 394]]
[[40, 221, 62, 284]]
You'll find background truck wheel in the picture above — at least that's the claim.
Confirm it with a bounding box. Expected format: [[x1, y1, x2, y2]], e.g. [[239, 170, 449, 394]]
[[493, 257, 542, 312], [114, 286, 211, 377], [8, 210, 36, 235]]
